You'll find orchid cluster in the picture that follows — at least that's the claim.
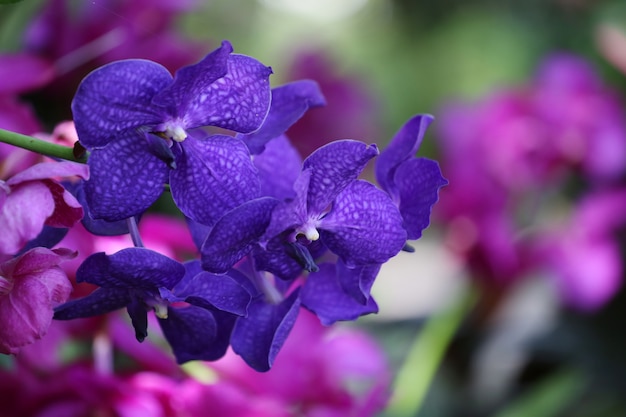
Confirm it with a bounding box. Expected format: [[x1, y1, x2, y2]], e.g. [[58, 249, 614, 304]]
[[435, 53, 626, 310], [0, 38, 447, 375]]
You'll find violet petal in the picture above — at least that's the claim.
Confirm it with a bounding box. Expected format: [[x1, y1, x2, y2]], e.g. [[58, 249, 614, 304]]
[[170, 134, 260, 227], [303, 140, 378, 215], [72, 59, 172, 148], [84, 131, 169, 221], [320, 180, 406, 266], [231, 291, 301, 372]]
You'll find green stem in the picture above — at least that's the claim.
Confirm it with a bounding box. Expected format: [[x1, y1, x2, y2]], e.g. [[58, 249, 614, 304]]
[[0, 128, 87, 163], [386, 290, 475, 417]]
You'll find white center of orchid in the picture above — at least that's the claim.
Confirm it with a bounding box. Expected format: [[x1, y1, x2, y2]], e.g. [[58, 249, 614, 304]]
[[164, 125, 187, 143], [154, 303, 169, 319], [301, 224, 320, 241]]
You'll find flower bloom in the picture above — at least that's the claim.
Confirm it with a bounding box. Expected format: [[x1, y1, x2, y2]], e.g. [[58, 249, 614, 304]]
[[0, 161, 88, 256], [72, 40, 272, 222]]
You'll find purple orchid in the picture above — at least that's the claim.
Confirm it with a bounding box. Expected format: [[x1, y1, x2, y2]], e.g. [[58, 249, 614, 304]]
[[0, 161, 88, 256], [0, 247, 75, 354], [71, 40, 272, 222], [375, 114, 449, 241], [54, 248, 251, 363], [201, 140, 407, 279]]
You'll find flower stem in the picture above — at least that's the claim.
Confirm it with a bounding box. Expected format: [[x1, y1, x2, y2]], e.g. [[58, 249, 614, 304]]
[[386, 290, 476, 417], [0, 128, 88, 163], [127, 217, 144, 248]]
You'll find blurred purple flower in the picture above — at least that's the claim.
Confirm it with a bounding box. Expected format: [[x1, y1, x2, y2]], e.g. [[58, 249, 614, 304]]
[[534, 190, 626, 311], [0, 161, 88, 255], [0, 247, 75, 355], [284, 51, 381, 158]]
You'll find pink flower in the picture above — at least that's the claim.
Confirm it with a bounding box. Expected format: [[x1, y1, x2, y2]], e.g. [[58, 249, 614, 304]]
[[0, 247, 75, 354], [0, 161, 88, 255], [209, 309, 391, 416]]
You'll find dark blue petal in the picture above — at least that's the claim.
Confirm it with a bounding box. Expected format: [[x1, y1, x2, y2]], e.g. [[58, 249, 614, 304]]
[[127, 298, 149, 342], [240, 80, 325, 155], [72, 59, 172, 149], [176, 271, 251, 316], [77, 248, 185, 289], [158, 306, 218, 363], [185, 217, 211, 251], [18, 226, 68, 255], [303, 140, 378, 215], [375, 114, 434, 196], [85, 131, 169, 221], [201, 197, 278, 274], [336, 260, 381, 305], [253, 135, 302, 200], [68, 181, 134, 236], [394, 158, 449, 239], [170, 134, 260, 227], [231, 291, 301, 372], [54, 288, 131, 319], [300, 263, 379, 325], [252, 237, 303, 281], [155, 41, 273, 133], [320, 180, 406, 266], [152, 40, 231, 118]]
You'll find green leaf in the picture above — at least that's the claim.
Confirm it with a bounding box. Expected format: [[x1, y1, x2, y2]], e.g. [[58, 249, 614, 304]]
[[0, 0, 24, 4]]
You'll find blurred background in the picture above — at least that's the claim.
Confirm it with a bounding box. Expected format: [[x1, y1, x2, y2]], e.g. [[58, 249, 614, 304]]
[[2, 0, 626, 416]]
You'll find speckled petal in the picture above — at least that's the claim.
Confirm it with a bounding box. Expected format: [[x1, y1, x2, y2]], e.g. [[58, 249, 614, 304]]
[[300, 263, 379, 325], [158, 305, 218, 364], [253, 135, 302, 200], [84, 131, 169, 221], [201, 197, 279, 274], [320, 180, 406, 266], [393, 158, 448, 239], [336, 261, 381, 305], [72, 60, 172, 149], [54, 287, 131, 319], [240, 80, 325, 155], [231, 290, 300, 372], [152, 40, 231, 117], [303, 140, 378, 215], [157, 41, 272, 133], [170, 134, 260, 227], [375, 114, 434, 196], [76, 248, 185, 289], [174, 270, 251, 316]]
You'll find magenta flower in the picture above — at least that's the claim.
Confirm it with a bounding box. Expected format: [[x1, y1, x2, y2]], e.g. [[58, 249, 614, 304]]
[[0, 247, 75, 354], [534, 190, 626, 310], [0, 161, 88, 255]]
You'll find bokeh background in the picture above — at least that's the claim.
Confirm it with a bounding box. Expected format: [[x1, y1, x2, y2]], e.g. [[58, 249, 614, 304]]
[[3, 0, 626, 416]]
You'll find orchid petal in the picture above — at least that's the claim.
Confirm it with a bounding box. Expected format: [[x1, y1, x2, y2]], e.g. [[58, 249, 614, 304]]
[[158, 306, 218, 363], [240, 80, 326, 155], [54, 288, 131, 319], [303, 140, 378, 215], [300, 263, 378, 325], [201, 197, 279, 274], [320, 180, 406, 266], [336, 261, 381, 305], [76, 248, 185, 289], [170, 134, 260, 227], [231, 290, 301, 372], [72, 59, 172, 148], [375, 114, 434, 195], [393, 158, 448, 239], [84, 131, 169, 221], [253, 135, 302, 200], [175, 271, 251, 316]]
